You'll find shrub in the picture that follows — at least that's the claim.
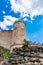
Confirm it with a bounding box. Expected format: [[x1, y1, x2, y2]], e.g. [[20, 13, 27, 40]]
[[0, 46, 10, 58], [23, 39, 30, 47]]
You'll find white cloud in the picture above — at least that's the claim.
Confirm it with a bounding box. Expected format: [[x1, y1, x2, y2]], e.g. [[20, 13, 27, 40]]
[[2, 11, 6, 14], [10, 0, 43, 19], [0, 16, 18, 30], [0, 0, 43, 30]]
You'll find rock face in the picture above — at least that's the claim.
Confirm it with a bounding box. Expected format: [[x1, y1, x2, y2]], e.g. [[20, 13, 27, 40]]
[[0, 20, 26, 49], [3, 44, 43, 65]]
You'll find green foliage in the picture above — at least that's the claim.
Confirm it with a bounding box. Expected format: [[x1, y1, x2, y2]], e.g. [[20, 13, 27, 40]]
[[0, 46, 10, 58], [23, 39, 30, 46], [3, 50, 10, 58]]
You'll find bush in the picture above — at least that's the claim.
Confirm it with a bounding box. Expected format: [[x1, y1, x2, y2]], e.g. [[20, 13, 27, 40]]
[[0, 46, 10, 58], [3, 50, 10, 58], [23, 39, 30, 47]]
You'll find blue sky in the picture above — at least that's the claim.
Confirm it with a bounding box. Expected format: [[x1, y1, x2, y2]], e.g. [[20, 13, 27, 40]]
[[0, 0, 43, 43]]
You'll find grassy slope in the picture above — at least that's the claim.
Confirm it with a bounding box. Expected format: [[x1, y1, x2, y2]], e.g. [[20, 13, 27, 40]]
[[0, 46, 10, 58]]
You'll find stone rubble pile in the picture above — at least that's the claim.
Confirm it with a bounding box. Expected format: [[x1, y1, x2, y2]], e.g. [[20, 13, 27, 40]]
[[3, 45, 43, 65]]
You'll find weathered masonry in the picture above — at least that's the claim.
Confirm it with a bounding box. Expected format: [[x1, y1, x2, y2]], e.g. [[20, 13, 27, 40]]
[[0, 20, 26, 49]]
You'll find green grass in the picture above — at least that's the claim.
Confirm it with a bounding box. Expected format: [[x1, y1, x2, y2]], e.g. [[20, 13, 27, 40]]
[[0, 46, 10, 58]]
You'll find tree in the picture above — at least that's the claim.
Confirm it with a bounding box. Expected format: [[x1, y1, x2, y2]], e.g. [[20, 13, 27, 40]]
[[23, 39, 30, 47]]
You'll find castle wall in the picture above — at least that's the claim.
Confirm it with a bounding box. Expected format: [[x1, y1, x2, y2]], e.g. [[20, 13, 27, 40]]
[[0, 30, 12, 49], [12, 21, 26, 45], [0, 20, 26, 49]]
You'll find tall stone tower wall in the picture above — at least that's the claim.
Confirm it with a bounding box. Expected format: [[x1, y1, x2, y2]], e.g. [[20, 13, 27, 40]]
[[0, 20, 26, 49], [12, 20, 26, 45]]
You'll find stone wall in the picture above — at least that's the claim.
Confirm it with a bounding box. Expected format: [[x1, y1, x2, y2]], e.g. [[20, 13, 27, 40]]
[[0, 30, 12, 49], [12, 20, 26, 45], [0, 20, 26, 49], [3, 44, 43, 65]]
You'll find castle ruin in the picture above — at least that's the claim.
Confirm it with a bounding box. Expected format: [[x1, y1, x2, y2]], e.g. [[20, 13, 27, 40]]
[[0, 20, 26, 49]]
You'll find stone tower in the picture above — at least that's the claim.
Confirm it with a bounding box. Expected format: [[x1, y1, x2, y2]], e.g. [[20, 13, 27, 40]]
[[0, 20, 26, 50], [12, 20, 26, 45]]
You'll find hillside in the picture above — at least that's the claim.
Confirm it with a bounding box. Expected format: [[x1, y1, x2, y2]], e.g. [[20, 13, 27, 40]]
[[2, 43, 43, 65]]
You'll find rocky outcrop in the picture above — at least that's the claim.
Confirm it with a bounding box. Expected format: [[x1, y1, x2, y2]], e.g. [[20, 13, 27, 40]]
[[3, 44, 43, 65]]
